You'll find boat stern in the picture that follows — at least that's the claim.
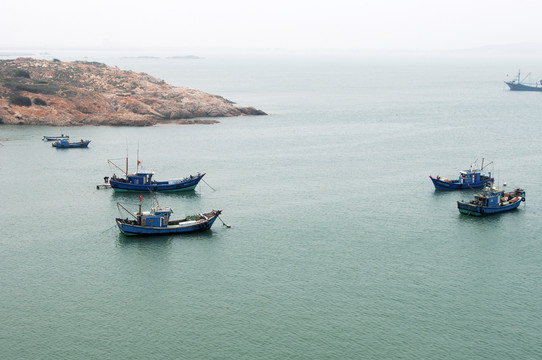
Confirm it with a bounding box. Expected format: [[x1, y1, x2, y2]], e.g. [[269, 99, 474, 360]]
[[457, 201, 484, 215]]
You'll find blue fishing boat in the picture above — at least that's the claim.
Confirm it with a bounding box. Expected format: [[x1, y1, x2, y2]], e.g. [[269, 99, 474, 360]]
[[106, 157, 204, 192], [429, 160, 494, 190], [43, 134, 69, 141], [505, 70, 542, 91], [115, 200, 223, 236], [457, 186, 525, 216], [52, 139, 91, 148]]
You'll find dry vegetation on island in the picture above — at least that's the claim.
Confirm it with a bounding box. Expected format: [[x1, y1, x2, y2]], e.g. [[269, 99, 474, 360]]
[[0, 58, 266, 126]]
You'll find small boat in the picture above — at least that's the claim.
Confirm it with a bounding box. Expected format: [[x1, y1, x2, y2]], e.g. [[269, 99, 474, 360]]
[[505, 70, 542, 91], [96, 176, 112, 189], [105, 157, 204, 192], [52, 139, 91, 148], [115, 199, 222, 236], [43, 134, 69, 141], [457, 185, 525, 216], [430, 159, 494, 190]]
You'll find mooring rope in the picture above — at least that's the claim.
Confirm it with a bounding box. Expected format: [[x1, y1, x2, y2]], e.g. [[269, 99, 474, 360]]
[[201, 178, 216, 191], [218, 215, 231, 228], [99, 224, 117, 234]]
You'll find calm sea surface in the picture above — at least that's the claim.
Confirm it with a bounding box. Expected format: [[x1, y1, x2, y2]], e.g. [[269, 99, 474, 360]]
[[1, 52, 542, 359]]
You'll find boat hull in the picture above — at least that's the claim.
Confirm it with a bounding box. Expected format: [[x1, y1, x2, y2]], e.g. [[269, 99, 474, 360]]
[[505, 81, 542, 91], [53, 140, 90, 148], [457, 197, 523, 215], [110, 174, 204, 192], [430, 176, 493, 190], [43, 136, 69, 141], [116, 213, 219, 236]]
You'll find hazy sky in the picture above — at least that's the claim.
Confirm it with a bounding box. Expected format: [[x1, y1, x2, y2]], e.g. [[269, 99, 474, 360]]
[[2, 0, 541, 51]]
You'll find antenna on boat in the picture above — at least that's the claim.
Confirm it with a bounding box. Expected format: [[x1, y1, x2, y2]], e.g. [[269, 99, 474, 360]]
[[470, 158, 478, 171]]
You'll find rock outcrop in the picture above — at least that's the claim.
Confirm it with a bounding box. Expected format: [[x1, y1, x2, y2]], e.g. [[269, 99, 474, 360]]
[[0, 58, 266, 126]]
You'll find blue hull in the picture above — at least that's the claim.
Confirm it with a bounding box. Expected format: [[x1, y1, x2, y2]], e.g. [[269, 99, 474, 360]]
[[505, 82, 542, 91], [457, 198, 523, 216], [430, 176, 493, 190], [43, 136, 69, 141], [110, 174, 204, 192], [116, 214, 218, 236], [53, 140, 90, 148]]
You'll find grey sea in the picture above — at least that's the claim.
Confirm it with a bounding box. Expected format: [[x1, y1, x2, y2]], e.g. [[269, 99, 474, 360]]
[[1, 51, 541, 359]]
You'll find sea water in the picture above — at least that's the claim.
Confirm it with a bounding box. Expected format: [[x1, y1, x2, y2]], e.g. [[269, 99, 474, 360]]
[[1, 52, 541, 359]]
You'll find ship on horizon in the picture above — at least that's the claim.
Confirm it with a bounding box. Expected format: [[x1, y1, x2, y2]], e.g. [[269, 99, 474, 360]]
[[505, 70, 542, 91]]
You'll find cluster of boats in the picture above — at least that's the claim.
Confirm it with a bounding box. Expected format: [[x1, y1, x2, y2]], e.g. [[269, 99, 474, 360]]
[[44, 134, 224, 237], [427, 71, 535, 215], [101, 156, 223, 236], [107, 156, 223, 236], [430, 159, 526, 216], [46, 131, 525, 233], [43, 134, 91, 148]]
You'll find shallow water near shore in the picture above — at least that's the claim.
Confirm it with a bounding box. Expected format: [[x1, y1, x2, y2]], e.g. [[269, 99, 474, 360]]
[[1, 52, 542, 359]]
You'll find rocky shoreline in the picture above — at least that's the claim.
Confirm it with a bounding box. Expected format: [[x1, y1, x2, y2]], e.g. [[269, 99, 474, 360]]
[[0, 58, 266, 126]]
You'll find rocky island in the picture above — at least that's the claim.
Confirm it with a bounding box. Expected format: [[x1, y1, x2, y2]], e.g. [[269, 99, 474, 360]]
[[0, 58, 266, 126]]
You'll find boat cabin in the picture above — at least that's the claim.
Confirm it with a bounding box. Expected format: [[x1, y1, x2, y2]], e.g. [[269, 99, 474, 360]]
[[125, 172, 155, 185], [459, 170, 491, 184], [472, 187, 507, 207], [137, 206, 172, 227], [474, 192, 499, 207]]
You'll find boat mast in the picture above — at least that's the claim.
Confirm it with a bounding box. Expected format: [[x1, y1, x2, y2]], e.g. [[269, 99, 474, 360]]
[[107, 159, 128, 175], [125, 140, 129, 178], [137, 141, 140, 173]]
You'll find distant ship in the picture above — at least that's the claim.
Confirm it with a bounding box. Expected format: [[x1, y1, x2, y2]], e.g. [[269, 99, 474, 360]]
[[505, 70, 542, 91]]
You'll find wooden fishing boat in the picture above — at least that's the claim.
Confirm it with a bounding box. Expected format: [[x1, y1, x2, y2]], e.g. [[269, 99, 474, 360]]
[[105, 157, 204, 192], [457, 186, 525, 216], [43, 134, 69, 141], [115, 198, 222, 236], [52, 139, 91, 148], [430, 159, 493, 190]]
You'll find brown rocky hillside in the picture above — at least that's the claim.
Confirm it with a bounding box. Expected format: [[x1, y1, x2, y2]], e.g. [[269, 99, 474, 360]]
[[0, 58, 266, 126]]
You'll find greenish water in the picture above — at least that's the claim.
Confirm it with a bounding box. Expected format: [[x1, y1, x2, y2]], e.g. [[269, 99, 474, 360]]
[[1, 53, 542, 359]]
